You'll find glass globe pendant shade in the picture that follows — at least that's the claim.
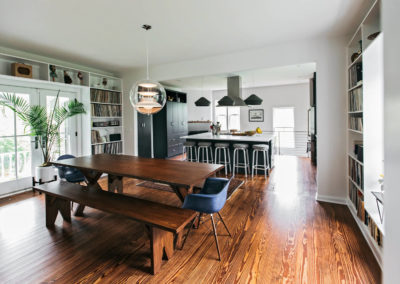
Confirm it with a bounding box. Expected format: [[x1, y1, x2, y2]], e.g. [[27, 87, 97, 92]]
[[129, 79, 166, 115]]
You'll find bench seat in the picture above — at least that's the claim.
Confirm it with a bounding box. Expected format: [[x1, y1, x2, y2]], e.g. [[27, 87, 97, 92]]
[[33, 181, 197, 274]]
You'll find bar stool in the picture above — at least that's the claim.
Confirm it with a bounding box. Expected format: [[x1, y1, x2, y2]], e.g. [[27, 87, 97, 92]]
[[252, 144, 270, 178], [197, 142, 214, 163], [214, 143, 231, 175], [232, 143, 250, 177], [183, 141, 197, 162]]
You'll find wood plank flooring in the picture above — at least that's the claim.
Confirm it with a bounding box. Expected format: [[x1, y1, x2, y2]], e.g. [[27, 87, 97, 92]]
[[0, 156, 381, 283]]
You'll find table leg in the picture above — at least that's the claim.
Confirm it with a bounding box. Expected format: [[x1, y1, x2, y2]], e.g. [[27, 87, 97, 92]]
[[108, 174, 123, 193], [150, 227, 174, 275], [74, 170, 103, 216], [45, 195, 71, 227], [170, 185, 192, 203]]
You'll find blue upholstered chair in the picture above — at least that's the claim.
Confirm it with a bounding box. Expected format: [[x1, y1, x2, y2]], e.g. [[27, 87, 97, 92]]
[[181, 177, 232, 260], [55, 154, 86, 183]]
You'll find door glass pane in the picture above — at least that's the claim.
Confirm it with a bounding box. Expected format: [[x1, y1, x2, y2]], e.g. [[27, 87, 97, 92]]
[[15, 94, 30, 136], [273, 107, 295, 149], [16, 136, 31, 178], [0, 137, 16, 182]]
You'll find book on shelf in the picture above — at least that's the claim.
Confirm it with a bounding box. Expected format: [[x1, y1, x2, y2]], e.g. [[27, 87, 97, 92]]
[[349, 87, 363, 112], [349, 62, 363, 89], [91, 104, 122, 117], [349, 117, 363, 131], [349, 157, 363, 189], [353, 140, 364, 162], [90, 89, 121, 104], [92, 141, 122, 155]]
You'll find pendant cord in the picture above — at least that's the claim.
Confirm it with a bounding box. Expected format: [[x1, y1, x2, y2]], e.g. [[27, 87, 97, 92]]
[[146, 31, 149, 80]]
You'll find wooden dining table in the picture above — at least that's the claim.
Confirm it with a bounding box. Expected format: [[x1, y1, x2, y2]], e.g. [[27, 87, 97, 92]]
[[51, 153, 224, 215]]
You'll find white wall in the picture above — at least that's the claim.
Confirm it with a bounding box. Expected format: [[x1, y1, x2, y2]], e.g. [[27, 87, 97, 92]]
[[211, 83, 309, 132], [121, 36, 347, 201], [184, 89, 213, 121], [382, 0, 400, 283]]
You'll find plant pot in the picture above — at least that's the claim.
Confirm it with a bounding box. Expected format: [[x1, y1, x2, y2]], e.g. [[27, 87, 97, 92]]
[[35, 166, 57, 183]]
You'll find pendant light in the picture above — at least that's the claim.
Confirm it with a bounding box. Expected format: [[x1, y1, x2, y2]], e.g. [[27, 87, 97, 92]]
[[195, 76, 211, 106], [130, 25, 166, 115], [244, 72, 263, 106]]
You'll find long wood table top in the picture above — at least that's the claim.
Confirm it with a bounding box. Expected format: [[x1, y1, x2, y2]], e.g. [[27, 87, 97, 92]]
[[51, 154, 224, 187], [34, 181, 197, 233]]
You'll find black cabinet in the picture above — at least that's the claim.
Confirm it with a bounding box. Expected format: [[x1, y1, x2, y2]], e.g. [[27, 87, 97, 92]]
[[137, 113, 152, 158], [153, 90, 188, 158]]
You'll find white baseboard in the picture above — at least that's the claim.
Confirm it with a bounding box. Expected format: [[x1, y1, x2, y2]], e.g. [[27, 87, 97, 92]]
[[315, 193, 347, 205]]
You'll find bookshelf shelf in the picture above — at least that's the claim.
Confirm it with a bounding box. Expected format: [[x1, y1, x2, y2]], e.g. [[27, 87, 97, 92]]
[[348, 83, 363, 92], [91, 140, 123, 146], [346, 0, 383, 267], [90, 102, 122, 106], [348, 129, 363, 134]]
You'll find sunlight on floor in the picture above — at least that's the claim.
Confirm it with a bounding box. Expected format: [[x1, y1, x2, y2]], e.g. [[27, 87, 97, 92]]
[[272, 156, 300, 209]]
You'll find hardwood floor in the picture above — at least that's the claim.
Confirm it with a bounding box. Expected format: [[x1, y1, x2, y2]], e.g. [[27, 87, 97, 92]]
[[0, 156, 381, 283]]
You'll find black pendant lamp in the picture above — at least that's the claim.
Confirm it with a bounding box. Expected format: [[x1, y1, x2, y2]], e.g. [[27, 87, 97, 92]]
[[244, 94, 263, 106], [195, 97, 211, 106]]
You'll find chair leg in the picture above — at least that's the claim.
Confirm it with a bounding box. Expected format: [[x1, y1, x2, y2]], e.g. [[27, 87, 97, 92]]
[[217, 212, 232, 237], [210, 214, 221, 261], [180, 215, 197, 250]]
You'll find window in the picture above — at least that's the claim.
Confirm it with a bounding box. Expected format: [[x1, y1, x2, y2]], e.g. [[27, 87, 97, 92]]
[[214, 100, 240, 131], [273, 107, 295, 148]]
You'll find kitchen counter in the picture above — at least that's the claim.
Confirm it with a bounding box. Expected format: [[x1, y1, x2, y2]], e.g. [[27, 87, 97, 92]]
[[180, 132, 274, 143]]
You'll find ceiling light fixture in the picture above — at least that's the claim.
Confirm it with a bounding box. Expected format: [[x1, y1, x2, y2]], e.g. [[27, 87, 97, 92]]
[[244, 72, 263, 106], [195, 76, 211, 106], [130, 25, 166, 115]]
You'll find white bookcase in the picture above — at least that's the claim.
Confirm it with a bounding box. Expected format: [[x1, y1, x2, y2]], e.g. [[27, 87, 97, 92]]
[[0, 51, 123, 156], [346, 0, 383, 267]]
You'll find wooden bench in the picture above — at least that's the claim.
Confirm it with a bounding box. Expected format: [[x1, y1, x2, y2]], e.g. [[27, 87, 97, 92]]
[[33, 181, 197, 275]]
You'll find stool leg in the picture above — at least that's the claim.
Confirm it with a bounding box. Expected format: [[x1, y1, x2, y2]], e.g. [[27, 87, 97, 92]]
[[263, 150, 267, 178], [246, 149, 251, 174], [243, 149, 247, 178], [195, 147, 198, 162], [205, 147, 209, 163], [210, 146, 214, 163], [232, 148, 237, 177], [227, 148, 231, 173], [252, 150, 256, 177], [224, 148, 228, 175]]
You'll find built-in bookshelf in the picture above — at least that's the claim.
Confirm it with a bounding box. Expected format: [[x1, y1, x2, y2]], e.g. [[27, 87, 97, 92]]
[[346, 0, 383, 267], [89, 79, 123, 155]]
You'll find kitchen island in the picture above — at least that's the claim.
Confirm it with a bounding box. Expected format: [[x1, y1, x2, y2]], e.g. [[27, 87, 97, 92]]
[[181, 132, 276, 172]]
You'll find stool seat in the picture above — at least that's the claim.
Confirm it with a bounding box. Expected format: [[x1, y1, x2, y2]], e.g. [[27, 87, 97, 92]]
[[253, 144, 269, 150], [184, 141, 196, 147], [215, 143, 229, 148], [198, 142, 212, 147], [233, 143, 249, 149]]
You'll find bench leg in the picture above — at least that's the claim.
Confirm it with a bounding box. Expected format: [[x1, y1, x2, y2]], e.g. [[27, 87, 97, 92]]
[[45, 195, 71, 227], [150, 227, 174, 275], [108, 174, 123, 193]]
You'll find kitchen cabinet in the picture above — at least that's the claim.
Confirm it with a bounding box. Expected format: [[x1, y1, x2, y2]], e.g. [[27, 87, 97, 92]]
[[137, 113, 152, 158]]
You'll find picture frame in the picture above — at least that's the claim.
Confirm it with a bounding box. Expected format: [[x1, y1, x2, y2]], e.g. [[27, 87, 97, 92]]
[[249, 109, 264, 122]]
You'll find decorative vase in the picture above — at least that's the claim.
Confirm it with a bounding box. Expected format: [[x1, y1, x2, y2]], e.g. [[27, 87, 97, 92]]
[[35, 166, 57, 183]]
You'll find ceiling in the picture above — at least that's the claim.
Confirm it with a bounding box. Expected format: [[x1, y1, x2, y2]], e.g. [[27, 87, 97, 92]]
[[0, 0, 371, 73], [161, 63, 316, 91]]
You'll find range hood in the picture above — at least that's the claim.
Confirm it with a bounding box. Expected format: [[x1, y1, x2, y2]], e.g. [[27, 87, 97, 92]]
[[217, 76, 247, 107]]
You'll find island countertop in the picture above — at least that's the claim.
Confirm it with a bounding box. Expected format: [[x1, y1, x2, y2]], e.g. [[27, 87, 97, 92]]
[[181, 132, 274, 142]]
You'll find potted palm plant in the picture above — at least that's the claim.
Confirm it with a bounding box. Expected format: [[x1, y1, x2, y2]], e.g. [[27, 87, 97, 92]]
[[0, 90, 86, 182]]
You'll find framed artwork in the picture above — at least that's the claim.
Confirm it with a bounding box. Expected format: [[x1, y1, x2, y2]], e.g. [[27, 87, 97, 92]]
[[249, 109, 264, 122]]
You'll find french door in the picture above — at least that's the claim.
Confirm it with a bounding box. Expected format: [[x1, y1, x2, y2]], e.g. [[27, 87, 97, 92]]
[[0, 85, 79, 195]]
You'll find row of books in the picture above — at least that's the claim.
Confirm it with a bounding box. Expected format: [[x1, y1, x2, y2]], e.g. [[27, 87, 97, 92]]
[[349, 185, 383, 247], [349, 87, 363, 112], [349, 157, 363, 189], [349, 62, 363, 89], [91, 141, 123, 155], [90, 89, 121, 104], [349, 117, 363, 131], [91, 104, 122, 117]]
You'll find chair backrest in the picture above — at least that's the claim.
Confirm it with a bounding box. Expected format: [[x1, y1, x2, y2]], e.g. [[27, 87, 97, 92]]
[[55, 154, 77, 180], [200, 177, 231, 212]]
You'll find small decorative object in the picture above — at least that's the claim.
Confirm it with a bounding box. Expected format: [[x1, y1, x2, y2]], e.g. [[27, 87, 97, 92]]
[[378, 174, 384, 192], [64, 71, 72, 84], [109, 133, 121, 141], [49, 65, 57, 82], [256, 127, 262, 134], [130, 24, 166, 115], [77, 72, 84, 85], [351, 52, 360, 62], [210, 122, 221, 135], [249, 109, 264, 122], [367, 31, 381, 41], [102, 77, 108, 88], [11, 63, 32, 78]]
